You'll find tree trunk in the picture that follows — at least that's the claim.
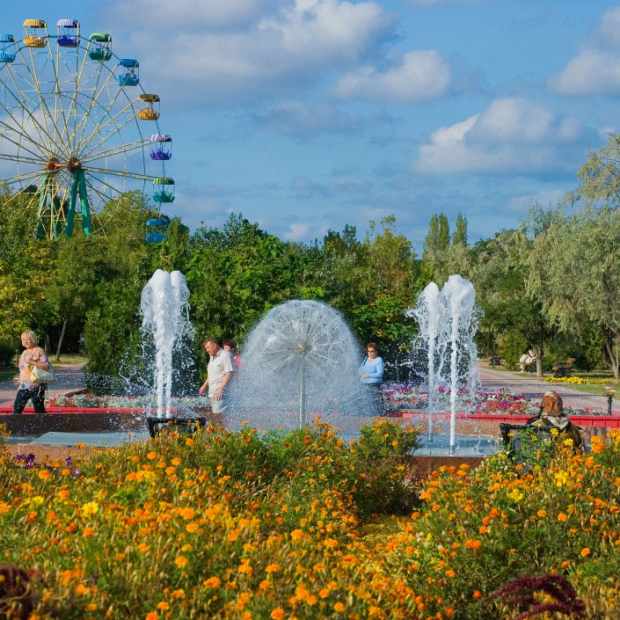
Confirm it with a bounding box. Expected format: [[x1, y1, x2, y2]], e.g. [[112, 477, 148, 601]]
[[55, 318, 68, 362], [604, 336, 619, 381], [535, 342, 544, 378]]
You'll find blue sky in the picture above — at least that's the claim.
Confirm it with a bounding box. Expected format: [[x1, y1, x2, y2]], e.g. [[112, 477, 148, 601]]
[[5, 1, 620, 248]]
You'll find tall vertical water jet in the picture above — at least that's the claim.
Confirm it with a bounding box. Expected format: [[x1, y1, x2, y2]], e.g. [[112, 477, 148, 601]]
[[409, 275, 479, 453], [442, 275, 477, 453], [230, 300, 373, 428], [408, 282, 447, 441], [140, 270, 192, 418]]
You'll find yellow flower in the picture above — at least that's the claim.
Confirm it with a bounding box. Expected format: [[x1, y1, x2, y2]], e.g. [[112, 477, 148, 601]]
[[507, 488, 524, 502], [175, 556, 188, 569], [203, 576, 221, 588], [81, 502, 99, 517], [554, 471, 569, 488]]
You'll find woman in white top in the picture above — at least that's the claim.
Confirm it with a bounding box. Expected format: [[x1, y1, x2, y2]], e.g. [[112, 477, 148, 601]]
[[359, 342, 384, 415]]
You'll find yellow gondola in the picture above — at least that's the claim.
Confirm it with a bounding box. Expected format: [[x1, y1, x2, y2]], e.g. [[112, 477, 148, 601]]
[[137, 93, 160, 121], [23, 18, 47, 48]]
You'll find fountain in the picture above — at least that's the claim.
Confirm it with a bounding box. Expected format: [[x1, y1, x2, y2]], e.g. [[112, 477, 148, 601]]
[[409, 275, 480, 454], [140, 269, 193, 419], [229, 300, 373, 430]]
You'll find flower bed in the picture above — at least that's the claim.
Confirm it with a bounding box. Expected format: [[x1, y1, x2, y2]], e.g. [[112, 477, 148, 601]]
[[1, 423, 619, 618]]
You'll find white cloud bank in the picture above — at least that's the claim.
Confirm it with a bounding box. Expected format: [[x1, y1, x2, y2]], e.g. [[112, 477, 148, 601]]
[[108, 0, 394, 99], [415, 98, 595, 174], [550, 6, 620, 95], [335, 50, 452, 102]]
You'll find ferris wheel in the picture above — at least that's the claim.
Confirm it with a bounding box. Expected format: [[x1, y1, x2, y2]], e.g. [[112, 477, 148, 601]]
[[0, 18, 174, 241]]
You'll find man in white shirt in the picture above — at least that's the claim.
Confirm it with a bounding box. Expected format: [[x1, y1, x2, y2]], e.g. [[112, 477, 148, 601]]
[[199, 338, 234, 414]]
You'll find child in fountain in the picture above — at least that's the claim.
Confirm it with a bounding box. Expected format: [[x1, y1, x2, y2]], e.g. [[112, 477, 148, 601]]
[[360, 342, 384, 415], [222, 339, 241, 369], [199, 338, 234, 414]]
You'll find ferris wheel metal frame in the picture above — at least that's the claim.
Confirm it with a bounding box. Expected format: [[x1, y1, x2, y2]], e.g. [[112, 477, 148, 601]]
[[0, 18, 174, 240]]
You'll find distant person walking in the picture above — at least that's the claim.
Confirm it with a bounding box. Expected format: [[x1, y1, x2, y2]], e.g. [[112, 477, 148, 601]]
[[199, 337, 234, 413], [359, 341, 384, 414], [13, 330, 49, 415]]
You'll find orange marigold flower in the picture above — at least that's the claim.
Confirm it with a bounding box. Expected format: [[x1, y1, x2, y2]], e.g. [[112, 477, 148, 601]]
[[472, 590, 481, 600], [557, 512, 568, 522], [82, 527, 95, 538], [580, 547, 591, 558], [319, 588, 330, 599], [203, 576, 221, 589], [270, 608, 285, 620], [38, 469, 51, 481], [259, 580, 270, 591], [334, 602, 346, 613], [146, 451, 157, 461], [537, 509, 547, 518], [172, 589, 185, 599], [145, 613, 159, 620], [265, 563, 281, 574], [464, 539, 481, 550], [174, 556, 188, 568], [156, 602, 169, 611], [445, 569, 456, 578], [290, 529, 304, 542]]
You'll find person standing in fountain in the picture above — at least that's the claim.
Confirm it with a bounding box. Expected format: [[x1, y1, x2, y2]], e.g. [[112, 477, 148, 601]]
[[222, 339, 241, 369], [13, 330, 49, 415], [199, 338, 234, 413], [359, 342, 384, 415]]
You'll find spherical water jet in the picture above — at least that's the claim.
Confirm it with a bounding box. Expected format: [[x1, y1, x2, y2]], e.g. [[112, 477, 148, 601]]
[[230, 300, 373, 429]]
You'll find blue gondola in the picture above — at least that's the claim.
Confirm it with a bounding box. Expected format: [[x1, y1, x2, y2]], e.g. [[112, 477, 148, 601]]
[[118, 58, 139, 86], [0, 34, 16, 63], [145, 214, 171, 244], [57, 19, 79, 47]]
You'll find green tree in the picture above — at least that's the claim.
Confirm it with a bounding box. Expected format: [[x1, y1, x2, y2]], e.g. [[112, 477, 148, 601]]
[[452, 213, 468, 246]]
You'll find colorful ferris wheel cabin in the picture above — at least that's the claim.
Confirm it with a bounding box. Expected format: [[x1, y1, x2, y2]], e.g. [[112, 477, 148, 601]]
[[145, 214, 171, 244], [88, 33, 112, 61], [0, 35, 16, 63], [150, 134, 172, 161], [118, 58, 139, 86], [57, 19, 80, 48], [23, 19, 47, 48], [138, 94, 160, 121], [153, 177, 175, 203]]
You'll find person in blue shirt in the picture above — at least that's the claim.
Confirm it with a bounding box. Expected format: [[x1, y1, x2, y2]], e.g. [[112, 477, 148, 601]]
[[359, 342, 384, 414]]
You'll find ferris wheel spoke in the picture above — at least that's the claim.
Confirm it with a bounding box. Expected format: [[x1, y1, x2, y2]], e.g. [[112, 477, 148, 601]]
[[84, 166, 156, 183], [48, 42, 72, 155], [70, 65, 118, 152], [77, 99, 137, 158], [25, 47, 71, 152], [0, 124, 52, 161], [2, 64, 60, 157], [65, 40, 92, 149], [0, 152, 47, 165], [0, 169, 46, 186], [81, 139, 150, 164], [84, 177, 117, 205]]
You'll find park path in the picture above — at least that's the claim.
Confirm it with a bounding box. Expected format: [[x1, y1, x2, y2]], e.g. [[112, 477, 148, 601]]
[[0, 362, 85, 408], [478, 365, 617, 414]]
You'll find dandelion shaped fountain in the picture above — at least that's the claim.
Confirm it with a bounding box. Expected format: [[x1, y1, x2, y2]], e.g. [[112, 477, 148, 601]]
[[408, 275, 480, 454], [229, 300, 374, 431]]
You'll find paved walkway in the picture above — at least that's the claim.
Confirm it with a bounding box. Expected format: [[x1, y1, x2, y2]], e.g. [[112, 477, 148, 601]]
[[0, 363, 85, 407], [479, 365, 617, 414]]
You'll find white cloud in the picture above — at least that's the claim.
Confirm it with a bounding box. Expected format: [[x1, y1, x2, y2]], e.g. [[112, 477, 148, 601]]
[[113, 0, 280, 29], [415, 97, 594, 174], [550, 7, 620, 95], [550, 49, 620, 96], [108, 0, 394, 100], [335, 50, 451, 102]]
